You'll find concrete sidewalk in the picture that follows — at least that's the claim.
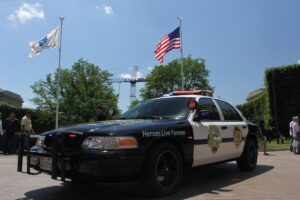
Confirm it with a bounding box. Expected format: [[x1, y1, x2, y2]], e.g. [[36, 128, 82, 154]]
[[0, 151, 299, 200]]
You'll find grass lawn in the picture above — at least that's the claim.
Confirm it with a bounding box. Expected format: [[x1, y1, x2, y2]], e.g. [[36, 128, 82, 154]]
[[267, 138, 290, 150]]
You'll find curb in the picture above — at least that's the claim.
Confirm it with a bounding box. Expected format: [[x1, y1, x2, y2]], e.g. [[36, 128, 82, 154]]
[[265, 147, 290, 152]]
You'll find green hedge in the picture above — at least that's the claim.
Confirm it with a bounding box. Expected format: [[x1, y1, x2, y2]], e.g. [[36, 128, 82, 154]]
[[0, 103, 55, 134], [236, 91, 270, 128], [265, 64, 300, 136], [238, 64, 300, 136]]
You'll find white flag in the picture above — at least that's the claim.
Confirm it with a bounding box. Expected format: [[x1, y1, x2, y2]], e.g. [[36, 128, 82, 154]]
[[29, 27, 59, 58]]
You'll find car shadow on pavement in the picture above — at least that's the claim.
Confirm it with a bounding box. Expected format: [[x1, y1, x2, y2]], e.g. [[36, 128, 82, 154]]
[[19, 162, 274, 200]]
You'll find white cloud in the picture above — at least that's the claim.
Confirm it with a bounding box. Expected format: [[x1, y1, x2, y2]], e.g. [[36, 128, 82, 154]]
[[297, 60, 300, 64], [7, 3, 45, 25], [120, 73, 132, 79], [95, 5, 114, 15], [96, 5, 115, 15], [120, 72, 143, 79], [103, 5, 114, 15]]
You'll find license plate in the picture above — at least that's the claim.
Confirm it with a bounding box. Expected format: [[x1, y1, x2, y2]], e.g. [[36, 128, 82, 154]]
[[39, 157, 52, 171], [30, 157, 39, 165]]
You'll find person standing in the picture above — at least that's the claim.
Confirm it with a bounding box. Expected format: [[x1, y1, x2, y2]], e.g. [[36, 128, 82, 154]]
[[96, 106, 106, 121], [289, 117, 295, 152], [3, 112, 20, 155], [259, 120, 269, 155], [21, 111, 35, 150], [0, 112, 3, 153], [292, 116, 300, 154]]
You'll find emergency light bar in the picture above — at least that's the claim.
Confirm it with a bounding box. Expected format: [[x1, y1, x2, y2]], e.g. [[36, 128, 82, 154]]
[[171, 90, 212, 97]]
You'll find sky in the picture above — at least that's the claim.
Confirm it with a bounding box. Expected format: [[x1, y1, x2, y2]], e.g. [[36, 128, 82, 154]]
[[0, 0, 300, 113]]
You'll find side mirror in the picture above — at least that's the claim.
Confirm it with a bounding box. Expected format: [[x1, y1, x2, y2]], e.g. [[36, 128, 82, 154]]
[[193, 110, 210, 122], [188, 100, 198, 110]]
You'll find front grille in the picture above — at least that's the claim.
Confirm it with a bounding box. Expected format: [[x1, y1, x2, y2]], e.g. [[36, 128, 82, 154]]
[[44, 132, 83, 150]]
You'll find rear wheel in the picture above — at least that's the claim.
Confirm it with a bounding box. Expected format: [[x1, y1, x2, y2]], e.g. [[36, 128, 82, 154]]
[[69, 177, 88, 185], [142, 143, 183, 197], [237, 138, 258, 171]]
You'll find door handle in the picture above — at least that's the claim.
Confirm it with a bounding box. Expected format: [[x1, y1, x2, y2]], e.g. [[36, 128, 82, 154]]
[[242, 126, 247, 129], [221, 126, 228, 130]]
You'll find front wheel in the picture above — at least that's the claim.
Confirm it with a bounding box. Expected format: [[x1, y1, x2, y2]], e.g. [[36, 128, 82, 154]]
[[141, 143, 183, 197], [237, 138, 258, 171]]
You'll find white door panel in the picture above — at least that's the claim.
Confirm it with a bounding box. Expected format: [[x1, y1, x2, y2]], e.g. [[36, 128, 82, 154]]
[[220, 121, 248, 157], [189, 97, 249, 167], [193, 145, 221, 166], [191, 122, 248, 167], [190, 120, 229, 166]]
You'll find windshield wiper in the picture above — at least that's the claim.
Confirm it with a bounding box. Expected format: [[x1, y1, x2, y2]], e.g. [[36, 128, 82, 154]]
[[135, 115, 162, 119], [117, 117, 127, 120]]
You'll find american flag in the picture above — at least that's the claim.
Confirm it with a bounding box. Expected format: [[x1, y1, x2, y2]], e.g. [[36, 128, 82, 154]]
[[154, 27, 181, 63]]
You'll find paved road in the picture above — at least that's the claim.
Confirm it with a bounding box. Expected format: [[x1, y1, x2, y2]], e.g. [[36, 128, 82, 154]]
[[0, 151, 299, 200]]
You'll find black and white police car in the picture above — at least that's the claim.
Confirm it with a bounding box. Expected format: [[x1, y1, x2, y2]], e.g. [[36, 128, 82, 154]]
[[18, 90, 261, 197]]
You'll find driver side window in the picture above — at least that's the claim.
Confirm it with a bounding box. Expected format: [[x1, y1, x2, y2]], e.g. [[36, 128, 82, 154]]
[[197, 98, 220, 121]]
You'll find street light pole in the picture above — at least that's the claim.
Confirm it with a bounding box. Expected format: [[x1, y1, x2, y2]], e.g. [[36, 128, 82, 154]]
[[177, 17, 184, 90], [55, 17, 64, 129]]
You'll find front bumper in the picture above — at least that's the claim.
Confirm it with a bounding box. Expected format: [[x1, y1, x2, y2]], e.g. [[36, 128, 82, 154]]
[[22, 146, 145, 181]]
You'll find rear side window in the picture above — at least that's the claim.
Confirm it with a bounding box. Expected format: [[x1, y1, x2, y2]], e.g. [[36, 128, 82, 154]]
[[198, 98, 220, 121], [215, 100, 242, 121]]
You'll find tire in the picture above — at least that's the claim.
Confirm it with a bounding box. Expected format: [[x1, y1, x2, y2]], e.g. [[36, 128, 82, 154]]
[[237, 137, 258, 171], [69, 174, 92, 184], [141, 142, 183, 197], [69, 177, 86, 185]]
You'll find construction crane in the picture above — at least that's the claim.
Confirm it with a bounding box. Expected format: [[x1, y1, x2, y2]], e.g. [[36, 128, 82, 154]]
[[109, 65, 146, 102]]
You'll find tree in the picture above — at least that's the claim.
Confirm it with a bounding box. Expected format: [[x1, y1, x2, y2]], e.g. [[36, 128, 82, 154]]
[[31, 59, 118, 122], [128, 99, 140, 109], [140, 56, 212, 100]]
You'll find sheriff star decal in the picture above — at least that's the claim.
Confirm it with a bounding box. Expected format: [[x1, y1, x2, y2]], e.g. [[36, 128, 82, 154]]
[[233, 126, 243, 148], [208, 125, 222, 153]]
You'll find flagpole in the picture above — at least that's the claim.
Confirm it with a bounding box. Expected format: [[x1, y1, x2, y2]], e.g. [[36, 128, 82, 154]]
[[55, 17, 64, 129], [177, 17, 184, 90]]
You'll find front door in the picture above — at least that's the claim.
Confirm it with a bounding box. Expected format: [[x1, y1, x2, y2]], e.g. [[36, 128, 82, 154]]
[[189, 98, 225, 166]]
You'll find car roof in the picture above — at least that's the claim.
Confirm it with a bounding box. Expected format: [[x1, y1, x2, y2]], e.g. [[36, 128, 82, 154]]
[[156, 94, 224, 102]]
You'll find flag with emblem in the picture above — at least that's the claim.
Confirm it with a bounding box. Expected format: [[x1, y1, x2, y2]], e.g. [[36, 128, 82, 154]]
[[29, 27, 59, 58], [154, 27, 181, 63]]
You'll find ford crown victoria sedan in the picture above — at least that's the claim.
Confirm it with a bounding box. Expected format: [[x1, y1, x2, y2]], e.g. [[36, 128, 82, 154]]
[[18, 90, 261, 197]]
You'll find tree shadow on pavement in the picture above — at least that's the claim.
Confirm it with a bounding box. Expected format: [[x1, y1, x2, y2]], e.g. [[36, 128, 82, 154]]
[[19, 162, 274, 200]]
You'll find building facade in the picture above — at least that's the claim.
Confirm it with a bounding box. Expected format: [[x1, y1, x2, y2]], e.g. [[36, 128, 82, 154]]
[[0, 89, 23, 107], [246, 88, 265, 102]]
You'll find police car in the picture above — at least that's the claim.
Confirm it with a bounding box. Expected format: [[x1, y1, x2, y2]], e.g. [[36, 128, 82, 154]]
[[18, 90, 260, 197]]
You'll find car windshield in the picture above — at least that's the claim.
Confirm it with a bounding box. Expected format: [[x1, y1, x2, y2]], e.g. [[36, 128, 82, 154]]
[[120, 97, 194, 120]]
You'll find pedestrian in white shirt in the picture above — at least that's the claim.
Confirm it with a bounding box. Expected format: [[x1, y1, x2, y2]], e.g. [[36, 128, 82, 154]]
[[0, 112, 3, 154], [0, 112, 3, 136], [290, 117, 295, 152], [292, 116, 300, 154]]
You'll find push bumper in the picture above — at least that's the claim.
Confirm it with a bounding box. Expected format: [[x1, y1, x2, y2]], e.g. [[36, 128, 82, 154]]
[[20, 147, 144, 181], [76, 150, 144, 177], [17, 134, 144, 182]]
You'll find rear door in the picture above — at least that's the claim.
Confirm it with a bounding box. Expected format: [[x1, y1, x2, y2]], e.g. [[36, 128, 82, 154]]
[[214, 99, 248, 159]]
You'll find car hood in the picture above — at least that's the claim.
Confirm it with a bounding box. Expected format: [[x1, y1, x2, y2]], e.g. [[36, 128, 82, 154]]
[[41, 119, 187, 137]]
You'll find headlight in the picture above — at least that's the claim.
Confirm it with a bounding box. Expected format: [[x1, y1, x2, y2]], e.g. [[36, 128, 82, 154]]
[[36, 136, 46, 147], [81, 136, 138, 150]]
